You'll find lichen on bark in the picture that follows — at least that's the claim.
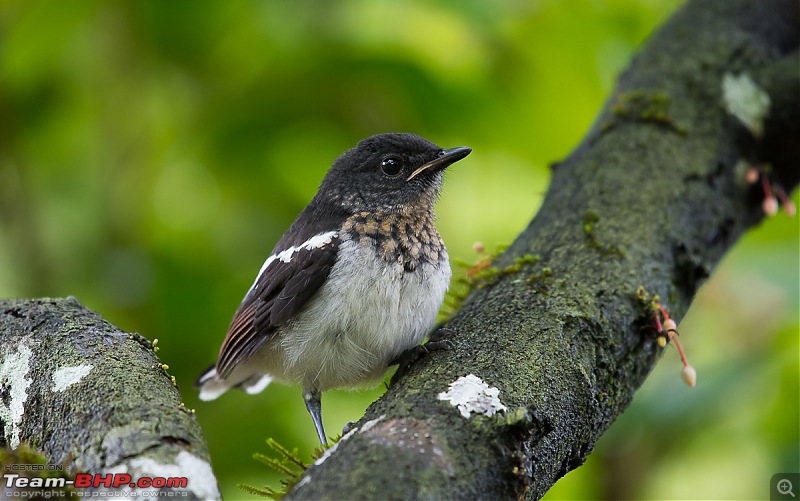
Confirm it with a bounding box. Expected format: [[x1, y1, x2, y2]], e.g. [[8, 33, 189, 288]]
[[0, 297, 220, 500], [286, 1, 799, 499]]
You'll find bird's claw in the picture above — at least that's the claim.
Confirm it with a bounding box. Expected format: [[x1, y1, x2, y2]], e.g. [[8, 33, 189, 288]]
[[427, 325, 456, 344], [389, 325, 456, 387], [342, 420, 357, 435]]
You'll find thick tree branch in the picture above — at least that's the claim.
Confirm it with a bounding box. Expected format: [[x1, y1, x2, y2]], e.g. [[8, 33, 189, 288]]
[[288, 1, 799, 499], [0, 297, 220, 500]]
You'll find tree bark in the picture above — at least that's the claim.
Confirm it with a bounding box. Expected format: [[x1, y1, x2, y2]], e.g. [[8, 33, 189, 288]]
[[0, 297, 221, 500], [287, 1, 799, 499], [1, 1, 797, 500]]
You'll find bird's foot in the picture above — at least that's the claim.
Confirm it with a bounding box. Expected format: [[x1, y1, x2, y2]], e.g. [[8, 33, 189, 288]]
[[342, 420, 357, 436], [389, 325, 455, 387]]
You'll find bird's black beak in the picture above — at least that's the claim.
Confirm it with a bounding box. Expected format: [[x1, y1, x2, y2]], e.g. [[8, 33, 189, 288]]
[[406, 146, 472, 181]]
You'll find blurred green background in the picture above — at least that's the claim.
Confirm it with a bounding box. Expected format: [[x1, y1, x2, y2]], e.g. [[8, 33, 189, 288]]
[[1, 1, 797, 499]]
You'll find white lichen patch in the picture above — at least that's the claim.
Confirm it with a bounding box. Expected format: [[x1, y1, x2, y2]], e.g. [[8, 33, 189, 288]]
[[0, 344, 33, 449], [438, 374, 507, 419], [52, 364, 93, 392], [722, 72, 771, 138], [359, 414, 386, 433], [108, 451, 220, 500], [295, 475, 311, 489], [173, 451, 220, 499], [313, 427, 357, 466]]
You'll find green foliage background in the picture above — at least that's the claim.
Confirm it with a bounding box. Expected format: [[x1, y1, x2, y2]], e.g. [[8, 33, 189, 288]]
[[1, 1, 797, 499]]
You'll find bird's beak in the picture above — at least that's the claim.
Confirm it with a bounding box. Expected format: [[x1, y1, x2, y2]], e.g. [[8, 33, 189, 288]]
[[406, 146, 472, 181]]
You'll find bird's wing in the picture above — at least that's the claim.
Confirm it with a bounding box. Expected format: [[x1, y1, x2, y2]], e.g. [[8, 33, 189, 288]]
[[215, 230, 341, 377]]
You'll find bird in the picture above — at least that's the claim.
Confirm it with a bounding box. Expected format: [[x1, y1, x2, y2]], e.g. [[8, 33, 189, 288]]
[[195, 132, 471, 444]]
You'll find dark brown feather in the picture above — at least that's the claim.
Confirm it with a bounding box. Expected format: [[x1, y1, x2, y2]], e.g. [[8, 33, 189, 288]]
[[215, 235, 340, 377]]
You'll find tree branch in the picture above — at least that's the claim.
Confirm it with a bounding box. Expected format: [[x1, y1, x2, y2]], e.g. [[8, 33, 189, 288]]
[[287, 1, 799, 499], [0, 297, 220, 500]]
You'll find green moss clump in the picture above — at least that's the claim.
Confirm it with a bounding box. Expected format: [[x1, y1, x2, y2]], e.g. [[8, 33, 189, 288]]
[[0, 444, 74, 496], [581, 210, 627, 257], [440, 245, 540, 321], [498, 407, 531, 427], [526, 266, 554, 293], [603, 90, 687, 134], [635, 285, 662, 313], [240, 436, 341, 499], [583, 210, 600, 236]]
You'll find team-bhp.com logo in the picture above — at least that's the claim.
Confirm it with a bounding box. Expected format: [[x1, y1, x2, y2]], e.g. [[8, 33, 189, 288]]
[[4, 471, 189, 498]]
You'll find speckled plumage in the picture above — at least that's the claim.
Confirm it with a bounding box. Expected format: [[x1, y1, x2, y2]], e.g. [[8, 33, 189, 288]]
[[342, 208, 446, 271]]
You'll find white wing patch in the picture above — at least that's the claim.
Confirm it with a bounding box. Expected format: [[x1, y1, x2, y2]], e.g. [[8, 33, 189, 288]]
[[197, 370, 228, 402], [248, 231, 338, 295], [243, 374, 272, 394], [197, 366, 272, 400]]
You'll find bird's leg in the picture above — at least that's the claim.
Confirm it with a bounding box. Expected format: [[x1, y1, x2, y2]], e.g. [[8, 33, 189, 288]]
[[303, 387, 327, 445], [389, 324, 456, 387]]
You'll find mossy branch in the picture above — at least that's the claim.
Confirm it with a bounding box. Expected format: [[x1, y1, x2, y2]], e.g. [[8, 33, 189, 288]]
[[0, 297, 220, 500], [286, 1, 799, 499]]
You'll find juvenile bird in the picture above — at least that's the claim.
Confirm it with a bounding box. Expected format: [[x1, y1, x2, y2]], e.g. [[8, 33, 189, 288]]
[[195, 133, 471, 444]]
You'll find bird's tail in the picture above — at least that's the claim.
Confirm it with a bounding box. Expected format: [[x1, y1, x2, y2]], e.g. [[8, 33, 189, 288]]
[[194, 365, 272, 401]]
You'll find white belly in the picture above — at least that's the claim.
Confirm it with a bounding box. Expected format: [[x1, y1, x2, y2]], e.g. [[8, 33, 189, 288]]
[[257, 238, 450, 391]]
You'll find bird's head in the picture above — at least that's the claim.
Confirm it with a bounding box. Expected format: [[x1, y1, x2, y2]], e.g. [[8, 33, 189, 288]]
[[317, 133, 471, 214]]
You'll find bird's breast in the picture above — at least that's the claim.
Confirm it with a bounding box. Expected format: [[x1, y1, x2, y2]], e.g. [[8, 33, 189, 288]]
[[341, 210, 446, 272], [276, 214, 451, 391]]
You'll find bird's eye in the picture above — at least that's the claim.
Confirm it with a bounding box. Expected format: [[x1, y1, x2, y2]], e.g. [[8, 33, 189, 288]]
[[380, 157, 402, 177]]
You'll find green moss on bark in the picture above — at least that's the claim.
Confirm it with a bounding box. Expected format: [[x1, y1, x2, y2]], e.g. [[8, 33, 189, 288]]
[[285, 1, 798, 499], [0, 297, 217, 499]]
